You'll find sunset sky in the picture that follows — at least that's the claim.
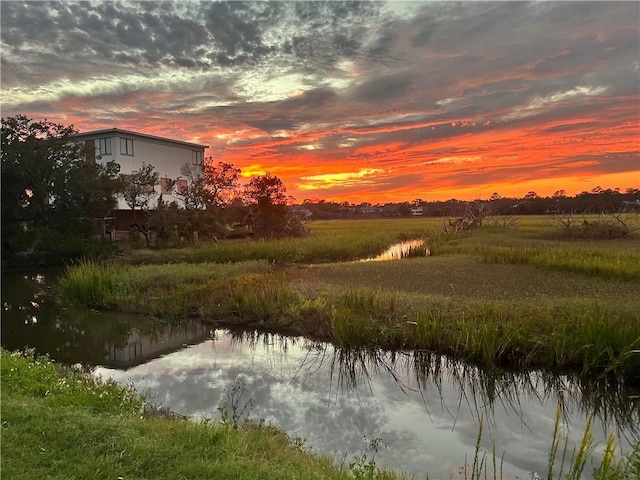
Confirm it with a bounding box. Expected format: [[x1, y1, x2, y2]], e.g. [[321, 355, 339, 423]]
[[2, 1, 639, 203]]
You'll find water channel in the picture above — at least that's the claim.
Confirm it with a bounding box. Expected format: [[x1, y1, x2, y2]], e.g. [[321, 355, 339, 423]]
[[2, 271, 639, 479]]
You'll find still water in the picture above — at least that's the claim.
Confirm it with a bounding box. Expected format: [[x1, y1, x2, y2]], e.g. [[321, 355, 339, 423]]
[[94, 333, 639, 479], [2, 272, 639, 479]]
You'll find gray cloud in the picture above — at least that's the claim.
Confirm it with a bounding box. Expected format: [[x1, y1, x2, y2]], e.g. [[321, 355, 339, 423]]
[[2, 1, 638, 200]]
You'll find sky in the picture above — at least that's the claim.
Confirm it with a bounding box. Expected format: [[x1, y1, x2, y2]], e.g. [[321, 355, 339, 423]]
[[2, 1, 639, 203]]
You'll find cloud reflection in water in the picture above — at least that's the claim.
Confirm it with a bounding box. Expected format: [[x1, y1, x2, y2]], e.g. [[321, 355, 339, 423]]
[[95, 329, 639, 479]]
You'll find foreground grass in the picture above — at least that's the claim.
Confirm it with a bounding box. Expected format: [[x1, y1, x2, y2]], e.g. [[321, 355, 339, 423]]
[[3, 350, 639, 480]]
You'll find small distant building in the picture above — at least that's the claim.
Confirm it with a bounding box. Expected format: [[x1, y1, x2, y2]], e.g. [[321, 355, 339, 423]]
[[622, 199, 640, 211], [290, 206, 313, 220], [359, 206, 379, 215], [410, 206, 424, 216]]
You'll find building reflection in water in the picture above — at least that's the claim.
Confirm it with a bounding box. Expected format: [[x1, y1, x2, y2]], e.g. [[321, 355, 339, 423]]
[[104, 322, 212, 369]]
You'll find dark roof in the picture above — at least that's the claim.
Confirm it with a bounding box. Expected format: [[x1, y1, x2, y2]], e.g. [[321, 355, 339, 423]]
[[71, 128, 209, 149]]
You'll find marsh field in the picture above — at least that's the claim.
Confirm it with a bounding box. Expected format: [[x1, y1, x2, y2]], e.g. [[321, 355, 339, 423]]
[[3, 214, 640, 479], [63, 215, 640, 381]]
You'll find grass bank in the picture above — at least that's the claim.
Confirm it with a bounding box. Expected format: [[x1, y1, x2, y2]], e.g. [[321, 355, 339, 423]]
[[59, 217, 640, 381], [60, 257, 640, 383], [3, 350, 639, 480]]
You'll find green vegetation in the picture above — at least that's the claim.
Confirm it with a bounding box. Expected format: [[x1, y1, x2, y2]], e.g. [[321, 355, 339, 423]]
[[2, 350, 639, 479], [120, 218, 434, 265], [60, 215, 640, 383], [1, 115, 123, 264]]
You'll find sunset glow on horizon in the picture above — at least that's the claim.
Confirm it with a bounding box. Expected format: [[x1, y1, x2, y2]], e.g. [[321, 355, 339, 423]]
[[2, 1, 638, 203]]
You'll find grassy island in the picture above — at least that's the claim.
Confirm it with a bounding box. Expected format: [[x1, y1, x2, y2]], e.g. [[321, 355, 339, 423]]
[[59, 217, 640, 384]]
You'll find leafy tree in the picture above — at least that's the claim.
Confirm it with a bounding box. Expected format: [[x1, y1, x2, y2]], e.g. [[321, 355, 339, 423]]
[[1, 115, 121, 260], [243, 173, 305, 238], [175, 161, 240, 209], [119, 163, 159, 247], [204, 161, 241, 207], [174, 161, 241, 238], [149, 197, 186, 249], [244, 172, 289, 206]]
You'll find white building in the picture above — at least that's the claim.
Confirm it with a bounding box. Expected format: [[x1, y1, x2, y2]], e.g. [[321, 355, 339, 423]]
[[71, 128, 209, 210]]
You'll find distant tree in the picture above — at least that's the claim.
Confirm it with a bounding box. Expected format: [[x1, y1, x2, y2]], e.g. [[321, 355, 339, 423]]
[[119, 163, 159, 247], [490, 192, 501, 201], [243, 173, 304, 238], [1, 115, 122, 259], [524, 191, 539, 200], [552, 190, 566, 198]]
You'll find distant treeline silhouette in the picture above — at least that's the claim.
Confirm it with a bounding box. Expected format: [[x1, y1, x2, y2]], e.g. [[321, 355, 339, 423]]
[[294, 187, 640, 220]]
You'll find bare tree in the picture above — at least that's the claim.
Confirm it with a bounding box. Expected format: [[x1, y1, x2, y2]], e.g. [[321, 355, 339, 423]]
[[442, 201, 490, 233]]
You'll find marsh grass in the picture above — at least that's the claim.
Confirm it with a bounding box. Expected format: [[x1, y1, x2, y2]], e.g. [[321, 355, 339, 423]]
[[60, 259, 126, 307], [426, 224, 640, 282], [60, 217, 640, 382], [458, 404, 640, 480], [124, 219, 438, 266], [60, 258, 274, 309], [545, 405, 640, 480], [476, 243, 640, 282], [61, 258, 640, 381], [117, 216, 640, 283]]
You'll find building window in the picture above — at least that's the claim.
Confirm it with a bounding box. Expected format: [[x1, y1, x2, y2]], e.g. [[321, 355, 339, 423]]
[[176, 179, 188, 194], [98, 137, 112, 155], [120, 138, 134, 156], [160, 178, 172, 194], [192, 150, 203, 166]]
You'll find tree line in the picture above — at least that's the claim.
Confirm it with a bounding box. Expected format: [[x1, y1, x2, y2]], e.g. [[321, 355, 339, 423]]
[[297, 188, 640, 220], [1, 116, 303, 263]]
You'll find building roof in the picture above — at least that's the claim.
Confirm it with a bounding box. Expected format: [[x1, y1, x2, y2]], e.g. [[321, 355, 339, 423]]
[[71, 128, 209, 149]]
